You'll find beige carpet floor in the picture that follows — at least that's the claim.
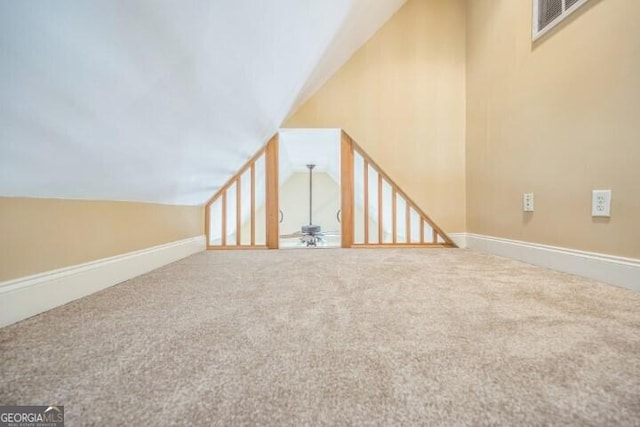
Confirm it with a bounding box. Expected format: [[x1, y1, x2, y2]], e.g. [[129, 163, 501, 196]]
[[1, 249, 639, 426]]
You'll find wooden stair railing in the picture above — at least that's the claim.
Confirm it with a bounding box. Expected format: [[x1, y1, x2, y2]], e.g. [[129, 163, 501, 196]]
[[340, 131, 455, 248], [205, 134, 279, 249], [206, 130, 454, 250]]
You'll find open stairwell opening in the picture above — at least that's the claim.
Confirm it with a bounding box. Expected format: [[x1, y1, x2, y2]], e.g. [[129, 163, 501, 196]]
[[278, 129, 342, 248]]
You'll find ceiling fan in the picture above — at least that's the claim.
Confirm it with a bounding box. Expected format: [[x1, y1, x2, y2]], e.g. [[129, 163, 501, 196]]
[[279, 164, 340, 247]]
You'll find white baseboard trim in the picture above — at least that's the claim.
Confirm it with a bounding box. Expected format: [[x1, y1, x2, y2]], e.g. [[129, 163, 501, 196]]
[[0, 235, 206, 328], [448, 233, 467, 249], [452, 233, 640, 292]]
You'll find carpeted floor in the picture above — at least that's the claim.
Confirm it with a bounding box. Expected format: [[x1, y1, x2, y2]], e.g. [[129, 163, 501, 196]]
[[1, 249, 639, 425]]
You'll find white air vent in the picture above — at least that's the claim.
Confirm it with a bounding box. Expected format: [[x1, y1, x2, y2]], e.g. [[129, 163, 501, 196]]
[[533, 0, 590, 40]]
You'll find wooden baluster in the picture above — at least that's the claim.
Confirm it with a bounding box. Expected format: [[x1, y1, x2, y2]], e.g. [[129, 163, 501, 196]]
[[392, 189, 397, 244], [236, 178, 241, 246], [364, 159, 369, 244], [251, 162, 255, 246], [378, 173, 383, 244], [406, 203, 410, 244], [221, 191, 227, 247]]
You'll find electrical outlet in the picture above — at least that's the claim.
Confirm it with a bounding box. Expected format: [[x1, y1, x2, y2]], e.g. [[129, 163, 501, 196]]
[[592, 189, 611, 217], [523, 193, 534, 212]]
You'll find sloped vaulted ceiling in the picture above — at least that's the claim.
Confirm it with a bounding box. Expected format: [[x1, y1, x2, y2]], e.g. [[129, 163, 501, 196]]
[[0, 0, 406, 205]]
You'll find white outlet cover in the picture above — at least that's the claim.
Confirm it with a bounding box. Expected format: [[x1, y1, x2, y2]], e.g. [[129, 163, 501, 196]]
[[592, 189, 611, 217], [523, 193, 534, 212]]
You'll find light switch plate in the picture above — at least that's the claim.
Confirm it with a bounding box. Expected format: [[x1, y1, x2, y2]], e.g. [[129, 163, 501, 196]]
[[592, 189, 611, 217]]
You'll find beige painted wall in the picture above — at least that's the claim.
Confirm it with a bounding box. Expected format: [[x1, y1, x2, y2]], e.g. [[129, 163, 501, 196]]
[[0, 197, 203, 281], [285, 0, 467, 233], [466, 0, 640, 258]]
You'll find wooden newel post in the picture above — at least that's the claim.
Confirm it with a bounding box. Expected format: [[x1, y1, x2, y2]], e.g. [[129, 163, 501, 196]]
[[341, 131, 354, 248], [265, 134, 280, 249]]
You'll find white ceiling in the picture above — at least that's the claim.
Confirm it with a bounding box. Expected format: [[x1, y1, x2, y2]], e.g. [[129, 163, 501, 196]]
[[0, 0, 405, 205]]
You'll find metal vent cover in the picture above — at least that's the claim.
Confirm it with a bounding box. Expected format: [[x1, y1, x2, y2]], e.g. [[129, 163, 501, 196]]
[[534, 0, 591, 40], [538, 0, 562, 31]]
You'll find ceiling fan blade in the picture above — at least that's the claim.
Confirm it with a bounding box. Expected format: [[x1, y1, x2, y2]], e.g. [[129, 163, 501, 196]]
[[279, 232, 303, 238]]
